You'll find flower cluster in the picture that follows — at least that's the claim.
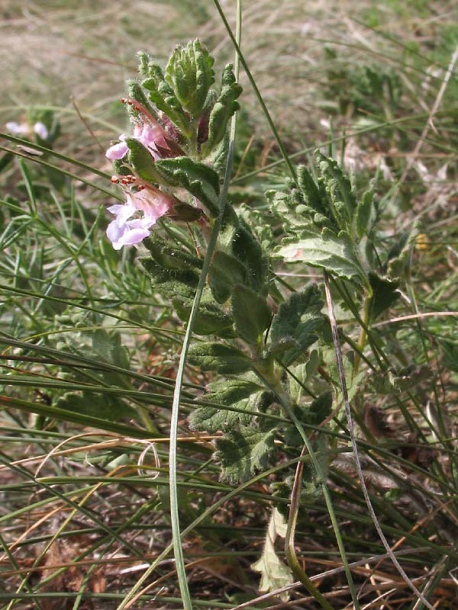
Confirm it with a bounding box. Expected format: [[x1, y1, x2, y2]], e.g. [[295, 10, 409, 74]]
[[106, 185, 176, 250], [105, 99, 179, 249], [104, 42, 241, 250]]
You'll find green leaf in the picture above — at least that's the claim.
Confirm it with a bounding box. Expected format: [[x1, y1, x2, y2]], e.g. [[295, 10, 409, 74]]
[[307, 391, 333, 425], [356, 187, 377, 238], [315, 151, 358, 231], [141, 258, 199, 299], [187, 342, 252, 374], [283, 392, 332, 450], [189, 381, 264, 433], [276, 229, 368, 286], [368, 272, 400, 322], [174, 299, 234, 336], [202, 63, 243, 154], [56, 391, 137, 423], [208, 250, 249, 303], [251, 508, 293, 601], [144, 237, 202, 272], [205, 378, 263, 403], [140, 58, 189, 134], [165, 40, 215, 117], [215, 423, 276, 483], [270, 285, 324, 366], [231, 285, 272, 345], [154, 156, 220, 215], [296, 164, 333, 227], [385, 221, 420, 278], [230, 221, 269, 295], [371, 365, 433, 394]]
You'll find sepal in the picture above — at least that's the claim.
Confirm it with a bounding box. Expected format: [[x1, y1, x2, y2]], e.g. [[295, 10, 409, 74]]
[[125, 138, 165, 183], [201, 64, 243, 155], [165, 39, 215, 118]]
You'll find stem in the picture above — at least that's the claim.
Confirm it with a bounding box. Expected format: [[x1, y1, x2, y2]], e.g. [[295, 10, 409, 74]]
[[257, 375, 361, 609], [285, 449, 335, 610], [353, 290, 372, 378], [323, 272, 435, 610], [167, 5, 243, 610], [212, 0, 297, 182]]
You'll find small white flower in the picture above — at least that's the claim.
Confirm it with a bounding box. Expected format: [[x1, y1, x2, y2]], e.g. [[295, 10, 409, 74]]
[[5, 120, 48, 140], [5, 121, 30, 136], [33, 122, 49, 140]]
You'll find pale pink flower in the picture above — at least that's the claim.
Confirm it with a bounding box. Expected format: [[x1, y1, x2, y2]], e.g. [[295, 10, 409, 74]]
[[33, 122, 49, 140], [6, 120, 49, 140], [106, 123, 168, 161], [106, 187, 173, 250]]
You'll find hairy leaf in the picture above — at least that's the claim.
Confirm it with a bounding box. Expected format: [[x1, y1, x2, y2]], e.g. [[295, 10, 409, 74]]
[[368, 272, 400, 322], [208, 250, 249, 303], [230, 221, 269, 295], [215, 423, 276, 483], [187, 342, 252, 374], [251, 508, 293, 601], [141, 258, 199, 299], [189, 383, 264, 433], [165, 40, 215, 118], [270, 284, 324, 366], [56, 392, 137, 423], [174, 299, 234, 336], [203, 63, 243, 153], [144, 237, 202, 272], [315, 150, 358, 231], [140, 58, 189, 134], [154, 156, 220, 215], [231, 285, 272, 345], [356, 187, 377, 238], [276, 229, 368, 285]]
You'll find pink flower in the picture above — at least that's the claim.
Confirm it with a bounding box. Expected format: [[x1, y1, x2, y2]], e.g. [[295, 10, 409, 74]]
[[6, 120, 49, 140], [106, 123, 169, 161], [106, 187, 174, 250]]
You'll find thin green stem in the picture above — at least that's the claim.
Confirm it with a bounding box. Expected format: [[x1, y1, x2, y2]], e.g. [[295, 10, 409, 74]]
[[256, 372, 361, 609], [166, 5, 243, 610], [323, 272, 436, 610], [353, 290, 372, 378], [212, 0, 297, 182]]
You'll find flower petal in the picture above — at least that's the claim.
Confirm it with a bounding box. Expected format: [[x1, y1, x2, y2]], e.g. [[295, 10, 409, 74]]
[[6, 121, 29, 135], [106, 218, 152, 250], [33, 122, 49, 140], [106, 140, 129, 160]]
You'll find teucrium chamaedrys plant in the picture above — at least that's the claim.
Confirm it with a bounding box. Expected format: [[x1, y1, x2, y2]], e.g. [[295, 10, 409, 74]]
[[104, 39, 334, 486], [104, 39, 419, 599]]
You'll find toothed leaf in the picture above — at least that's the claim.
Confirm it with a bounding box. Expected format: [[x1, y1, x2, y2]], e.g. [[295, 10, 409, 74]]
[[231, 285, 272, 345], [276, 229, 368, 286], [188, 342, 252, 374], [215, 423, 276, 483], [154, 156, 220, 215]]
